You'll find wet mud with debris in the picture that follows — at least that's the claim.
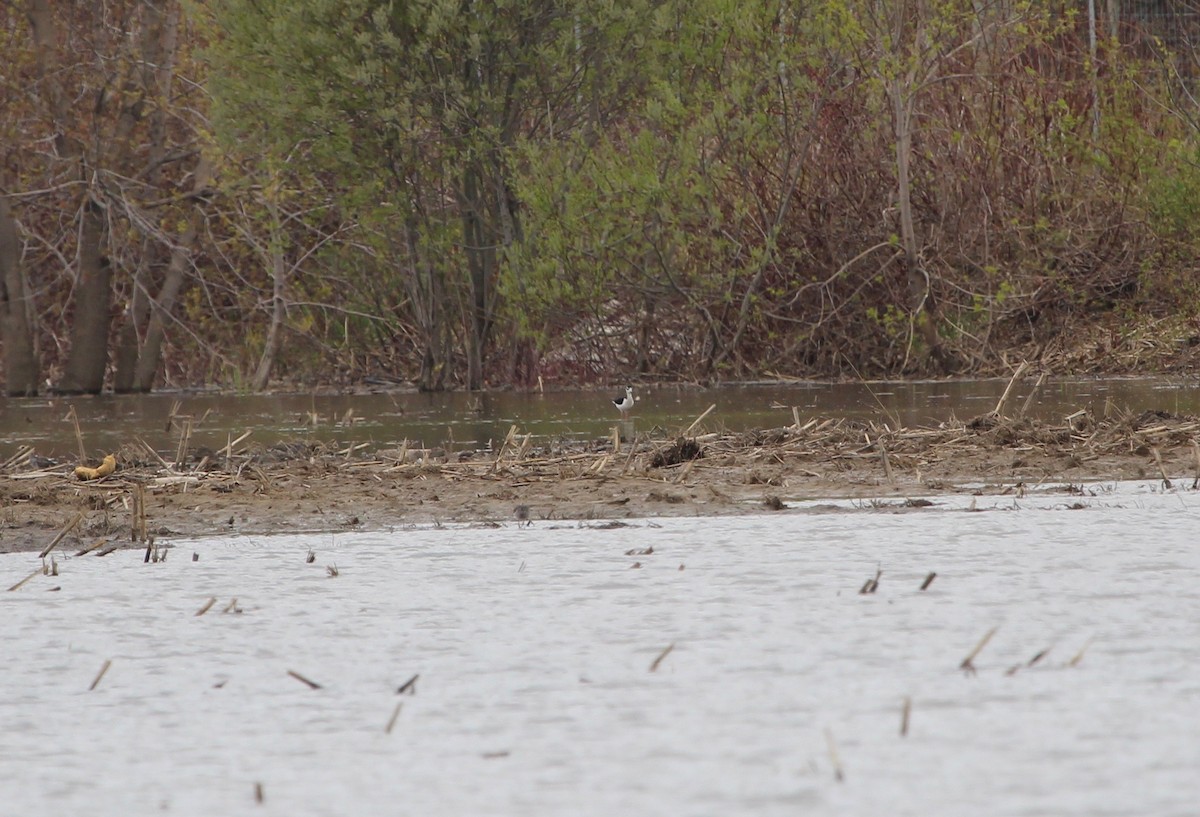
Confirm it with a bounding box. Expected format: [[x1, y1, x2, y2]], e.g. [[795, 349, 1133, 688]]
[[3, 409, 1198, 553]]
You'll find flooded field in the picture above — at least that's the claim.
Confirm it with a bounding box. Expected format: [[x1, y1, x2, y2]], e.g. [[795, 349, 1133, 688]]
[[6, 376, 1200, 457], [2, 483, 1197, 816]]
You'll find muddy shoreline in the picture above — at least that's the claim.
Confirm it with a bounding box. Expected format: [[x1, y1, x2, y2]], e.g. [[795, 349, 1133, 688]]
[[3, 409, 1198, 554]]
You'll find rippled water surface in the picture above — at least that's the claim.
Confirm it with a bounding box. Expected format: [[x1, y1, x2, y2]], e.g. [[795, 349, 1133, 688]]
[[2, 484, 1198, 816]]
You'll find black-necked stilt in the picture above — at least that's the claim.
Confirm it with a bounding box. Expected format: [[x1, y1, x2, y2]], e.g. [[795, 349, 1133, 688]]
[[613, 386, 635, 417]]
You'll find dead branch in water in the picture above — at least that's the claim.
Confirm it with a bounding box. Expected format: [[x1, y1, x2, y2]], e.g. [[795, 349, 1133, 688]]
[[1019, 371, 1047, 418], [859, 566, 882, 594], [1067, 637, 1094, 667], [89, 659, 112, 691], [0, 445, 34, 473], [960, 626, 998, 675], [877, 436, 895, 486], [684, 404, 717, 436], [1006, 647, 1051, 676], [1152, 447, 1171, 489], [39, 512, 83, 558], [66, 405, 86, 463], [384, 701, 403, 734], [287, 669, 322, 690], [649, 643, 675, 672], [993, 361, 1031, 417], [7, 569, 41, 592]]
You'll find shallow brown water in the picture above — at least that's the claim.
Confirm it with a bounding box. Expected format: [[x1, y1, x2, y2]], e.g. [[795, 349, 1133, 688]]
[[2, 376, 1199, 459]]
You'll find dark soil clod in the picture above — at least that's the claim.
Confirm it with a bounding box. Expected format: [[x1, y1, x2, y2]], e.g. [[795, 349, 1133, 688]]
[[649, 438, 704, 468]]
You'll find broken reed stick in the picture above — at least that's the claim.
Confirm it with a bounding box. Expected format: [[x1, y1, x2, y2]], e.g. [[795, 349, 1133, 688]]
[[992, 361, 1030, 417], [960, 626, 998, 675], [7, 569, 41, 592], [66, 405, 86, 463], [254, 782, 264, 804], [384, 701, 404, 734], [489, 425, 518, 474], [1067, 637, 1093, 667], [139, 484, 148, 540], [136, 437, 172, 471], [89, 659, 112, 691], [287, 669, 322, 690], [39, 511, 84, 559], [900, 696, 912, 737], [1018, 371, 1047, 419], [132, 486, 142, 544], [165, 399, 181, 432], [877, 439, 894, 486], [824, 728, 845, 782], [649, 642, 675, 672], [130, 482, 149, 544], [587, 453, 610, 474], [684, 404, 717, 436], [1006, 647, 1051, 676], [858, 567, 882, 595], [1151, 447, 1171, 488], [174, 416, 193, 469], [194, 597, 217, 616], [919, 571, 937, 591], [396, 674, 419, 695], [218, 430, 253, 462], [1026, 648, 1050, 668], [0, 445, 34, 473], [672, 458, 696, 484], [1193, 440, 1200, 490], [620, 433, 640, 475]]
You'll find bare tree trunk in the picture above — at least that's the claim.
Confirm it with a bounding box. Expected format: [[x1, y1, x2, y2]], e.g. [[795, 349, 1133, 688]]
[[57, 204, 113, 394], [252, 196, 286, 391], [28, 0, 111, 394], [0, 196, 40, 396], [132, 157, 212, 392], [890, 76, 942, 367], [116, 0, 182, 392], [113, 285, 146, 391], [461, 162, 487, 390], [402, 214, 444, 392]]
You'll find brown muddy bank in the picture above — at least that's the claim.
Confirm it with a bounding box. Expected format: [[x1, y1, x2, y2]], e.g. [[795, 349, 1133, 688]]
[[3, 408, 1199, 554]]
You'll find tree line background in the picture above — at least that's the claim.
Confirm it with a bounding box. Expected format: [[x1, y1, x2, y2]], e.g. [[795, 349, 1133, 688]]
[[4, 0, 1200, 395]]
